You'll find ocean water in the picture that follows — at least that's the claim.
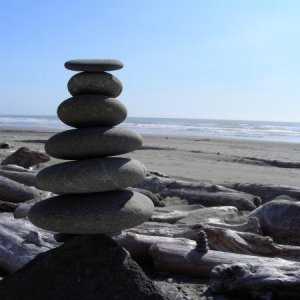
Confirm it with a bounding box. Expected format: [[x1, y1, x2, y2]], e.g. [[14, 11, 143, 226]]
[[0, 115, 300, 143]]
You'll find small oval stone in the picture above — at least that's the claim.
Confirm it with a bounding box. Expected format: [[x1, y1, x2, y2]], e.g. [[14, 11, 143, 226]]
[[68, 72, 122, 97], [64, 59, 123, 72], [57, 95, 127, 127], [36, 157, 147, 194], [45, 127, 143, 159], [28, 190, 154, 234]]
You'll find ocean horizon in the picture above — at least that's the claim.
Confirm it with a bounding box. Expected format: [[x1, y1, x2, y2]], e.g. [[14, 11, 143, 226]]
[[0, 114, 300, 143]]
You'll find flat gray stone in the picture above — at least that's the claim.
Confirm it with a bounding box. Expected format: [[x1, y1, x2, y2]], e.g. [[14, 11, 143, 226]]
[[45, 127, 142, 159], [68, 72, 122, 97], [28, 190, 154, 233], [57, 95, 127, 127], [64, 59, 123, 72], [36, 158, 147, 194]]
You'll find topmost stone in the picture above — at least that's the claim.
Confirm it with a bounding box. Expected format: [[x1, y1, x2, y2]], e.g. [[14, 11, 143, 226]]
[[65, 59, 124, 72]]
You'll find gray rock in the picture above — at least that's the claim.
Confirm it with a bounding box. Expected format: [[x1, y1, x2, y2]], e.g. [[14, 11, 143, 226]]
[[0, 235, 168, 300], [1, 147, 50, 168], [250, 200, 300, 245], [0, 175, 44, 203], [45, 127, 142, 159], [68, 72, 122, 97], [57, 95, 127, 127], [36, 157, 147, 194], [29, 190, 154, 233], [64, 59, 123, 72]]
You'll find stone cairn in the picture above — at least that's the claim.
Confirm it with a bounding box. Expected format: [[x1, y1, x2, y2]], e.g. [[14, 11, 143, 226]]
[[28, 59, 154, 236]]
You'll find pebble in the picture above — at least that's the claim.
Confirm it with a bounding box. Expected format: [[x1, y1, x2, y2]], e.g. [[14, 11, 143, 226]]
[[64, 59, 123, 72], [28, 190, 154, 233], [57, 95, 127, 127], [36, 157, 147, 194], [45, 127, 143, 159], [67, 72, 122, 97]]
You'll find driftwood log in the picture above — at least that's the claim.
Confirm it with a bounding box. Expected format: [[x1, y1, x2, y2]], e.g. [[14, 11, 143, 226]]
[[0, 175, 45, 203], [149, 242, 297, 278], [205, 225, 300, 261], [250, 199, 300, 246], [0, 213, 59, 273], [211, 263, 300, 299], [0, 170, 36, 187], [224, 182, 300, 203], [135, 176, 261, 210]]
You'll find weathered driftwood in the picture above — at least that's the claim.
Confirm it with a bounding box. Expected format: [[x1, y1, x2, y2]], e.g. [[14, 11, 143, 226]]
[[250, 200, 300, 246], [149, 242, 296, 278], [151, 206, 246, 225], [135, 176, 261, 211], [0, 213, 59, 273], [211, 263, 300, 299], [0, 170, 36, 186], [1, 164, 32, 172], [224, 182, 300, 203], [205, 216, 261, 234], [14, 192, 54, 219], [205, 225, 300, 261], [124, 221, 202, 240], [0, 175, 45, 203], [115, 233, 196, 264]]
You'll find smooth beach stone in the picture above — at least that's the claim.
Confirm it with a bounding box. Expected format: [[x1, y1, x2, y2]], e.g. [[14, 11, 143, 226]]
[[45, 127, 143, 159], [68, 72, 122, 97], [36, 157, 147, 194], [64, 59, 123, 72], [57, 95, 127, 127], [28, 190, 154, 234]]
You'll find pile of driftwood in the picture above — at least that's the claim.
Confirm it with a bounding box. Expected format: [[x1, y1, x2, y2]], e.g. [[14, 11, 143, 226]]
[[1, 161, 300, 299]]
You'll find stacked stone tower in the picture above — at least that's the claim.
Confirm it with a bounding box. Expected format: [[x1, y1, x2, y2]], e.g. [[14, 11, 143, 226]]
[[28, 59, 154, 235]]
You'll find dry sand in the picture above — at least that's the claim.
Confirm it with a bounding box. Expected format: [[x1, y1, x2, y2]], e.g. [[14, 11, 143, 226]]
[[1, 127, 300, 187]]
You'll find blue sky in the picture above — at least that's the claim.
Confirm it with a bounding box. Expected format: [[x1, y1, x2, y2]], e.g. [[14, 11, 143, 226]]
[[1, 0, 300, 121]]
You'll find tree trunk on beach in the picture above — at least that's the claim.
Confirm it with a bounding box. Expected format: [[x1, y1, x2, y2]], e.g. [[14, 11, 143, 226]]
[[135, 176, 261, 211]]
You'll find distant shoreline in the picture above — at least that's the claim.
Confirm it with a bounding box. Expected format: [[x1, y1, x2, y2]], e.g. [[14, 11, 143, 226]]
[[1, 115, 300, 143]]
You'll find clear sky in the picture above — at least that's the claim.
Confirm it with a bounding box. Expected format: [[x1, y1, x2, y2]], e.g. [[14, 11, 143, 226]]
[[1, 0, 300, 121]]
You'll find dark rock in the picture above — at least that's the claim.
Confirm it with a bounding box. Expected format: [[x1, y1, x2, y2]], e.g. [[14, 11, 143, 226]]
[[65, 59, 123, 72], [1, 147, 50, 168], [29, 190, 154, 234], [68, 72, 123, 97], [45, 127, 142, 159], [57, 95, 127, 127], [0, 200, 18, 212], [0, 235, 168, 300], [0, 142, 10, 149], [36, 157, 147, 194]]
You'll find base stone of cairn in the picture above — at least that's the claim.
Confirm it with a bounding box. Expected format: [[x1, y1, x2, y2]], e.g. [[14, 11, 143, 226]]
[[0, 235, 168, 300], [0, 59, 168, 299]]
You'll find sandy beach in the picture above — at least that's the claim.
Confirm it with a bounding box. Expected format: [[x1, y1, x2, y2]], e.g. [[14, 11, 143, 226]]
[[1, 127, 300, 187]]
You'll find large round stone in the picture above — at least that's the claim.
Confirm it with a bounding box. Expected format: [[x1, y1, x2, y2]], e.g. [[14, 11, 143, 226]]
[[64, 59, 123, 72], [45, 127, 143, 159], [36, 158, 147, 194], [28, 190, 154, 234], [57, 95, 127, 127], [68, 72, 122, 97]]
